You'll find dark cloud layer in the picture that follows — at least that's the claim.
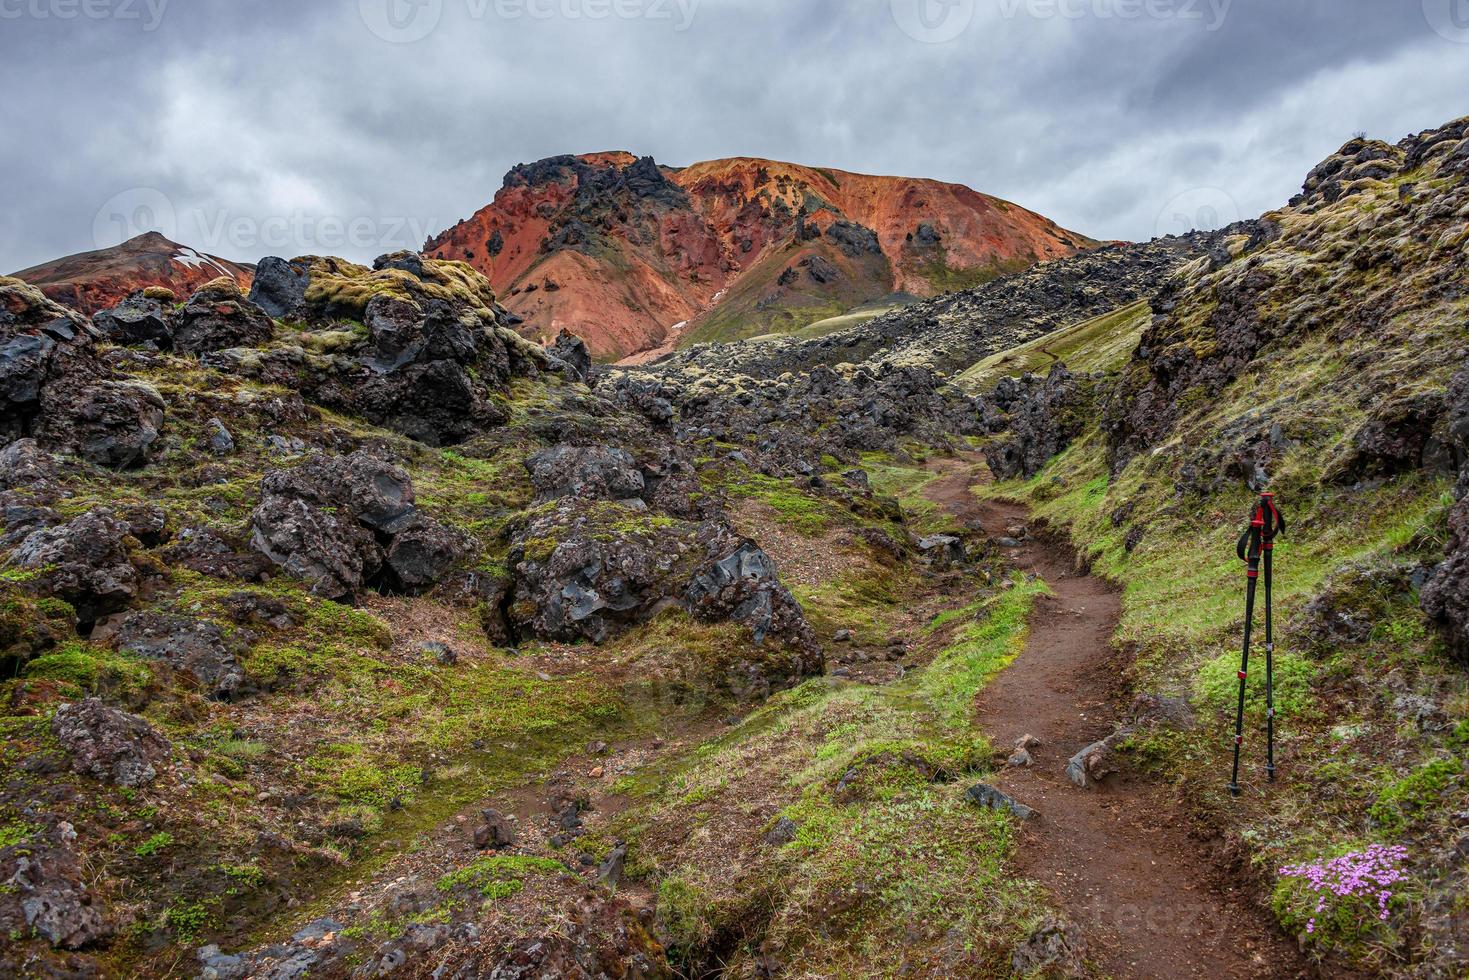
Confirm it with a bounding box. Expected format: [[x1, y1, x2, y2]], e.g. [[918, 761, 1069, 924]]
[[2, 0, 1466, 272]]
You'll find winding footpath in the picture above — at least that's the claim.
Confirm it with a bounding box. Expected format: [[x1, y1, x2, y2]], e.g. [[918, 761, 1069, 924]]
[[921, 457, 1311, 980]]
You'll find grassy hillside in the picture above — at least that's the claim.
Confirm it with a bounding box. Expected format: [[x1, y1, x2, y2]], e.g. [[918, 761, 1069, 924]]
[[957, 298, 1154, 392], [970, 129, 1469, 967]]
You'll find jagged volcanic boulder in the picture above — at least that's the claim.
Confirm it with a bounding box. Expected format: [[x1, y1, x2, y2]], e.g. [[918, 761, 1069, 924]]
[[0, 279, 168, 468], [51, 697, 171, 786], [0, 277, 100, 442], [684, 540, 819, 655], [111, 611, 247, 698], [249, 450, 470, 600], [508, 500, 705, 644], [169, 277, 276, 355], [160, 525, 271, 582], [607, 360, 978, 478], [525, 444, 645, 504], [0, 830, 111, 950], [979, 363, 1089, 480], [1423, 485, 1469, 662], [214, 253, 542, 446], [382, 512, 474, 592], [92, 288, 173, 348], [246, 255, 312, 319], [1326, 392, 1452, 485], [37, 378, 165, 469], [11, 509, 140, 628], [508, 499, 818, 666], [548, 328, 592, 383], [0, 438, 60, 493]]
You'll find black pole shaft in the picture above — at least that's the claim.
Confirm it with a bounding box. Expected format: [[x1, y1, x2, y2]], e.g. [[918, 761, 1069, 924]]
[[1264, 543, 1275, 781], [1228, 574, 1257, 798]]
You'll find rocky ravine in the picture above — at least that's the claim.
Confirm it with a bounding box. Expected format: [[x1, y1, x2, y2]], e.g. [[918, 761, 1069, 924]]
[[1, 115, 1467, 979]]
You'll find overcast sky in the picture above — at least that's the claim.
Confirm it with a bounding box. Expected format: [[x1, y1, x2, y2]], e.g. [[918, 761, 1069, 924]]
[[2, 0, 1467, 272]]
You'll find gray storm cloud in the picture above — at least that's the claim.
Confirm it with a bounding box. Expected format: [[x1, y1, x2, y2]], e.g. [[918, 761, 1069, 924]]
[[2, 0, 1467, 272]]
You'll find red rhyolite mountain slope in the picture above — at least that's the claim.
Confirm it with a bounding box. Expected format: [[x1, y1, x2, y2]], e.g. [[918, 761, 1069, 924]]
[[425, 153, 1096, 359], [11, 232, 254, 314]]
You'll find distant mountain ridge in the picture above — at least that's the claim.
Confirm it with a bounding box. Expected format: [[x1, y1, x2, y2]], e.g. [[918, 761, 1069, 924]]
[[10, 232, 254, 314], [425, 152, 1098, 358]]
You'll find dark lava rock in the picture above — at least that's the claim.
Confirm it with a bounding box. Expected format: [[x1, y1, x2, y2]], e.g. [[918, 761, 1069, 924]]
[[525, 444, 645, 504], [1423, 499, 1469, 663], [113, 611, 246, 699], [206, 417, 235, 454], [161, 525, 271, 582], [597, 841, 627, 888], [801, 255, 840, 284], [170, 278, 276, 355], [0, 438, 59, 490], [0, 277, 105, 442], [0, 836, 112, 950], [548, 328, 592, 383], [93, 290, 172, 348], [349, 291, 513, 446], [509, 500, 819, 671], [964, 782, 1036, 820], [249, 450, 469, 600], [507, 499, 703, 645], [51, 697, 170, 786], [825, 219, 881, 257], [684, 540, 819, 654], [11, 509, 139, 628], [383, 512, 472, 592], [1011, 917, 1085, 978], [39, 378, 165, 469], [1327, 392, 1450, 484], [763, 816, 798, 845], [471, 808, 516, 850], [980, 363, 1088, 480], [916, 533, 965, 566], [246, 256, 312, 320]]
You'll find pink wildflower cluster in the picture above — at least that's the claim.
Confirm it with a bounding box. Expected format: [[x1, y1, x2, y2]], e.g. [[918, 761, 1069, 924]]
[[1278, 844, 1409, 935]]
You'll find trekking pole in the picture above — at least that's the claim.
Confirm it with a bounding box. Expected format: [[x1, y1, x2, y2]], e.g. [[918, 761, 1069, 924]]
[[1260, 493, 1286, 782], [1227, 499, 1265, 798]]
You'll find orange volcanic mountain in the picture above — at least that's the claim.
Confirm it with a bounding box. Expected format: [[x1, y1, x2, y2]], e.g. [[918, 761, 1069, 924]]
[[426, 152, 1097, 359], [11, 232, 254, 315]]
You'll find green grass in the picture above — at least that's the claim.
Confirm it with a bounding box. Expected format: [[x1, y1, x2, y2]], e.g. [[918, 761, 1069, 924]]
[[975, 256, 1469, 969], [609, 577, 1050, 975], [958, 300, 1151, 392], [436, 855, 566, 899]]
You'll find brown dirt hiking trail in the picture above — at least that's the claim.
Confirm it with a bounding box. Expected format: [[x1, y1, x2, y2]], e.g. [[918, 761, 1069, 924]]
[[920, 455, 1313, 980]]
